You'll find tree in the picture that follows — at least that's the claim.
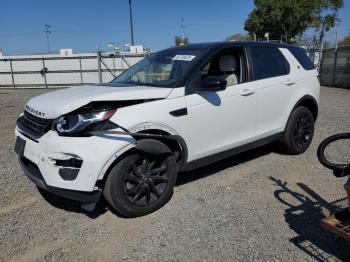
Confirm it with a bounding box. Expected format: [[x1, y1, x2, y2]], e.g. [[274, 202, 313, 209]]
[[296, 35, 319, 48], [244, 0, 343, 44], [244, 0, 317, 41], [296, 34, 332, 48], [312, 0, 343, 48], [225, 33, 251, 42], [175, 36, 189, 46]]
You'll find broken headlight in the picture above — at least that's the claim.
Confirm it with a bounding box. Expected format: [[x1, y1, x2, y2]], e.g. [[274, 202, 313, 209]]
[[56, 109, 116, 134]]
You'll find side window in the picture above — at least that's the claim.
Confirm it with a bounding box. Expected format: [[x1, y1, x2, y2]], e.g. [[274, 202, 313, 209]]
[[288, 47, 315, 70], [250, 47, 289, 81], [187, 48, 246, 93], [198, 50, 243, 84]]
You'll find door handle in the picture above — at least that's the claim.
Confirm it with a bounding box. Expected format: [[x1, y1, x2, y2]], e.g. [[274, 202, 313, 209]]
[[169, 108, 188, 117], [286, 79, 295, 86], [241, 89, 255, 96]]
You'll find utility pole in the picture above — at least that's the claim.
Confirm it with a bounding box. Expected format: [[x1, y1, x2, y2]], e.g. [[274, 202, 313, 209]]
[[335, 31, 338, 50], [181, 17, 185, 40], [45, 24, 52, 53], [128, 0, 134, 46]]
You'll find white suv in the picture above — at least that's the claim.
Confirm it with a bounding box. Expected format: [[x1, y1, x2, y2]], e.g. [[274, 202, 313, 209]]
[[15, 42, 320, 217]]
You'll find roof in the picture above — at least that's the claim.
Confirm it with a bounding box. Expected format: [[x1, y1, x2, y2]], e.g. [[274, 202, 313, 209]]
[[163, 41, 302, 52]]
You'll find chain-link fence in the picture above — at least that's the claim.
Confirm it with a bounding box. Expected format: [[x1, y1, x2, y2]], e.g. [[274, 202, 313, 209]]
[[305, 48, 321, 67], [0, 52, 145, 89], [319, 45, 350, 88]]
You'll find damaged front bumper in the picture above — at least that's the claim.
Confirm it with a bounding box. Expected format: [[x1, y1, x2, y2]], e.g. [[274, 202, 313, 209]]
[[19, 155, 102, 203], [15, 127, 136, 202]]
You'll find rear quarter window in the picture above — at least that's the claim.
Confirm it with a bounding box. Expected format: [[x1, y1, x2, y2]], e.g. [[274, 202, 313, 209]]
[[288, 47, 315, 70], [250, 46, 290, 81]]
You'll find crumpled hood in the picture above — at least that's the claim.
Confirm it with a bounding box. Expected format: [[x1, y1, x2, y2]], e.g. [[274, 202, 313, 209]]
[[25, 84, 173, 119]]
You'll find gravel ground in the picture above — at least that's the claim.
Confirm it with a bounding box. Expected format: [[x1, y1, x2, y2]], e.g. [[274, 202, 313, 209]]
[[0, 86, 349, 261]]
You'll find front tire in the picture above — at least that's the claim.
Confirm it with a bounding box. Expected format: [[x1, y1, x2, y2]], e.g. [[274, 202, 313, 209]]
[[279, 106, 315, 155], [103, 139, 177, 217]]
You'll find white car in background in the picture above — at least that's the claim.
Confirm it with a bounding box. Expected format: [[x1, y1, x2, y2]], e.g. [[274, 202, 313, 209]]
[[15, 42, 320, 217]]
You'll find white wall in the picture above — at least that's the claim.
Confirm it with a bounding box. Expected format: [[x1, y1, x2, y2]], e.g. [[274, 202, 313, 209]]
[[0, 52, 144, 88]]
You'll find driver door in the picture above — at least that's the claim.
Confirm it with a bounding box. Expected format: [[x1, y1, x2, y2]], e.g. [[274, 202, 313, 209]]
[[185, 47, 257, 163]]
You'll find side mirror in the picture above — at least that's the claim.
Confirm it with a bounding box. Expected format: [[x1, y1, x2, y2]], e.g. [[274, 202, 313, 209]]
[[195, 77, 227, 92]]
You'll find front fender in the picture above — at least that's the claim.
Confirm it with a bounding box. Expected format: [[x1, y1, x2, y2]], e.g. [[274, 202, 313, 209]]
[[92, 128, 188, 177]]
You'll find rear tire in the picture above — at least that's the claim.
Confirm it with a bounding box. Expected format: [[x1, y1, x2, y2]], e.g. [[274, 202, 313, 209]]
[[279, 106, 314, 155], [103, 139, 177, 218]]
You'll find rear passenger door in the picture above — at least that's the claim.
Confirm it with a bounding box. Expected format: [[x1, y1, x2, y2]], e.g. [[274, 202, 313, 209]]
[[248, 46, 292, 139]]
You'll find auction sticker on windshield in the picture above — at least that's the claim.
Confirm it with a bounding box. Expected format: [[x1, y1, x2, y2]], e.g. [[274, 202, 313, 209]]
[[172, 55, 196, 61]]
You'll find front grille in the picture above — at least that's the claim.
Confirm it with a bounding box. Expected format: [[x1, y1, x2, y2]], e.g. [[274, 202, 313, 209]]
[[17, 111, 53, 138]]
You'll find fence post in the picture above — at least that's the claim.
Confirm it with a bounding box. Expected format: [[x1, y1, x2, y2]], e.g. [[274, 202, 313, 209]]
[[120, 55, 124, 71], [97, 50, 102, 83], [79, 57, 83, 84], [42, 58, 48, 88], [332, 47, 338, 87], [9, 59, 15, 88], [112, 54, 116, 73], [318, 43, 323, 70]]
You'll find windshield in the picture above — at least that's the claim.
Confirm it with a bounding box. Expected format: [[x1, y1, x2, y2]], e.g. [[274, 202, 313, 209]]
[[111, 49, 204, 87]]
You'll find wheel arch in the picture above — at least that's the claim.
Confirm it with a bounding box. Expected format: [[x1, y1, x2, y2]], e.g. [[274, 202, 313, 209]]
[[292, 95, 319, 121], [136, 129, 188, 172], [96, 128, 188, 189]]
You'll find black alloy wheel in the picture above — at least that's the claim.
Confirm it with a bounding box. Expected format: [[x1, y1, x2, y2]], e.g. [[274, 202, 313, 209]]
[[279, 106, 315, 155], [103, 139, 177, 217], [293, 113, 313, 149], [123, 156, 169, 207]]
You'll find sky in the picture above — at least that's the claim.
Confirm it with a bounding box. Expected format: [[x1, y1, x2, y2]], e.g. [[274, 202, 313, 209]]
[[0, 0, 349, 55]]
